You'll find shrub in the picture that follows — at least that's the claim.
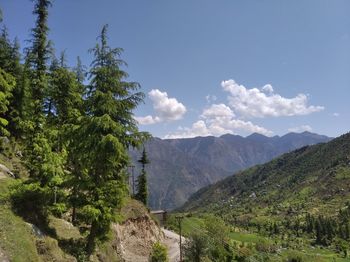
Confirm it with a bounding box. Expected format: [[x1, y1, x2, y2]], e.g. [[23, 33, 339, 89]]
[[150, 241, 168, 262], [184, 232, 208, 262], [10, 181, 51, 221]]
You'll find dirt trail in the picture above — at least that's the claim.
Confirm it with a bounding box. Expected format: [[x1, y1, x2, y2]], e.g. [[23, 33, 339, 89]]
[[162, 228, 185, 262]]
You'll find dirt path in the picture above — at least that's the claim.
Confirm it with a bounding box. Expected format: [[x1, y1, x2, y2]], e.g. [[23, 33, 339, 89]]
[[162, 228, 186, 262]]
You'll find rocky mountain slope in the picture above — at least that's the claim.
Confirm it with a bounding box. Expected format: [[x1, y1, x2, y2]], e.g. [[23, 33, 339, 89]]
[[130, 132, 331, 210]]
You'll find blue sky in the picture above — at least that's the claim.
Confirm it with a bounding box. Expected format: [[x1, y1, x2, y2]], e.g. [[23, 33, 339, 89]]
[[1, 0, 349, 138]]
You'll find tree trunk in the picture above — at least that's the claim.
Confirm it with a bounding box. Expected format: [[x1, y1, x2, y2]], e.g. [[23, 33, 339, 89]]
[[71, 186, 77, 225], [86, 221, 98, 255], [72, 205, 76, 225]]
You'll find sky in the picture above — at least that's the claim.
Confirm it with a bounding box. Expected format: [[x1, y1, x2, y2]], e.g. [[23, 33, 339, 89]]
[[1, 0, 350, 138]]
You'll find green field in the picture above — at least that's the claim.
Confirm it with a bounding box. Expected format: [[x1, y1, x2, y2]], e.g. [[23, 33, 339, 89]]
[[166, 213, 350, 261]]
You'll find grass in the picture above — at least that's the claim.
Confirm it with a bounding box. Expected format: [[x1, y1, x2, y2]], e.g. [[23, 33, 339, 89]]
[[115, 198, 149, 224], [48, 216, 82, 241], [335, 167, 350, 180], [228, 231, 268, 244], [181, 216, 206, 236], [0, 178, 41, 262], [166, 213, 206, 236], [0, 178, 76, 262], [279, 248, 350, 262]]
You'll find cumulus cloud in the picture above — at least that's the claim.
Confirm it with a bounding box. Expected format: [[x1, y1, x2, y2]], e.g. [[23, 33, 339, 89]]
[[135, 89, 186, 125], [149, 89, 186, 121], [201, 103, 235, 119], [333, 112, 340, 117], [134, 115, 161, 125], [164, 103, 273, 139], [221, 80, 324, 118], [288, 125, 312, 133]]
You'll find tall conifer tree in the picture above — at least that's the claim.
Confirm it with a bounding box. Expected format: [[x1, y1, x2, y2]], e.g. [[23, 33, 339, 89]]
[[0, 26, 17, 137], [19, 0, 66, 219], [0, 68, 15, 137], [70, 25, 148, 254], [28, 0, 51, 128], [136, 147, 150, 206]]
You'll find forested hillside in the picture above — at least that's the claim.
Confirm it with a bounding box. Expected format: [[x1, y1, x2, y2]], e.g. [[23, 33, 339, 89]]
[[183, 132, 350, 212], [176, 132, 350, 260], [130, 131, 331, 210], [0, 1, 154, 259]]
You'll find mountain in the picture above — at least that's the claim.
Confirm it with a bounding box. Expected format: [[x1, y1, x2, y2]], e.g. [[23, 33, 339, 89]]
[[129, 138, 229, 211], [130, 132, 331, 210], [181, 132, 350, 214]]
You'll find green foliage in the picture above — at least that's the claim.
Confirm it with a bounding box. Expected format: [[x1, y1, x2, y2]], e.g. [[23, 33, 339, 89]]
[[47, 64, 84, 125], [1, 1, 147, 260], [135, 147, 150, 205], [286, 252, 304, 262], [26, 0, 51, 128], [150, 241, 168, 262], [10, 180, 51, 223], [50, 202, 67, 218], [68, 25, 147, 254], [0, 68, 15, 136], [0, 179, 41, 262], [179, 133, 350, 261], [135, 168, 148, 205], [184, 232, 208, 262]]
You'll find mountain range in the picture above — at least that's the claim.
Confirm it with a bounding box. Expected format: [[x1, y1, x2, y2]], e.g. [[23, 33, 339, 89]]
[[181, 132, 350, 214], [129, 131, 331, 210]]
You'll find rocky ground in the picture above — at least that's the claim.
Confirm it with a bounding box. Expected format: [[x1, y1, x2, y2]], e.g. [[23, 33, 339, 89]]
[[162, 228, 182, 262]]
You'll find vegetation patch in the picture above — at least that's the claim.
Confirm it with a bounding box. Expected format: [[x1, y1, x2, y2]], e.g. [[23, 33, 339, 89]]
[[0, 178, 40, 262]]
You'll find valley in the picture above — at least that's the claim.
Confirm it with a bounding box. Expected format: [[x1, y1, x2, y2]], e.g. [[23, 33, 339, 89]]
[[1, 1, 349, 261], [130, 132, 331, 210], [165, 132, 350, 261]]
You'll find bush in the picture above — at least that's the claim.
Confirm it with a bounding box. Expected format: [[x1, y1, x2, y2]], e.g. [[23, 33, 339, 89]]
[[286, 255, 303, 262], [10, 181, 51, 224], [284, 251, 304, 262], [255, 240, 277, 253], [50, 203, 67, 218], [150, 241, 168, 262], [184, 232, 208, 262]]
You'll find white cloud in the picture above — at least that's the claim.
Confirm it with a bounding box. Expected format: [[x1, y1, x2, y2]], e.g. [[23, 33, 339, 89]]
[[201, 103, 235, 119], [288, 125, 312, 133], [261, 84, 274, 94], [134, 115, 161, 125], [333, 112, 340, 117], [221, 79, 324, 118], [135, 89, 186, 125], [149, 89, 186, 121], [164, 103, 273, 139]]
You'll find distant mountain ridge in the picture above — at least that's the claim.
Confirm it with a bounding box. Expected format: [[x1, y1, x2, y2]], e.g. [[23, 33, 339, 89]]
[[129, 131, 332, 210]]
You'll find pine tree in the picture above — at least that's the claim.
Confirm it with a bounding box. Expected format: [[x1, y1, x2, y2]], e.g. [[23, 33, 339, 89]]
[[70, 25, 148, 254], [27, 0, 51, 128], [0, 68, 15, 137], [0, 26, 16, 137], [136, 147, 150, 206], [13, 0, 67, 221], [0, 27, 24, 138], [25, 0, 53, 180], [74, 56, 86, 84], [47, 53, 84, 126]]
